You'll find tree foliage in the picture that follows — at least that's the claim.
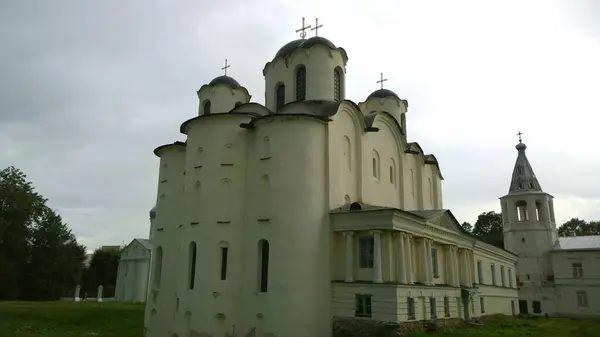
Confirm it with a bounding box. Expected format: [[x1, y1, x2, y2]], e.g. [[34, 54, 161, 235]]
[[83, 247, 121, 298], [0, 166, 87, 300], [557, 218, 600, 237]]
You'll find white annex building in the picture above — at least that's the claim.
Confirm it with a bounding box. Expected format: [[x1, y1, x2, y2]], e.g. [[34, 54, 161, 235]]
[[500, 139, 600, 317], [144, 22, 519, 337], [115, 238, 152, 303]]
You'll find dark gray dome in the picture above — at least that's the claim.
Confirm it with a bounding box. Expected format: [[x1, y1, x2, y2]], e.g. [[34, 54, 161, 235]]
[[208, 75, 241, 89], [274, 37, 348, 60], [149, 206, 156, 220], [516, 142, 527, 151], [367, 89, 400, 100]]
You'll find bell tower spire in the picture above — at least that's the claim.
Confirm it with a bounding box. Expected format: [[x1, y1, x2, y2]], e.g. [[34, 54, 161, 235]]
[[499, 133, 558, 315], [508, 132, 542, 194]]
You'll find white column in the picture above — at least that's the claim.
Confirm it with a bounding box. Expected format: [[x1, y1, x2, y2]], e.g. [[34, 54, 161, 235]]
[[427, 239, 434, 285], [421, 238, 429, 284], [445, 246, 453, 286], [396, 232, 406, 283], [462, 249, 471, 287], [343, 231, 354, 282], [467, 250, 473, 287], [451, 247, 459, 286], [406, 235, 414, 284], [371, 230, 383, 283]]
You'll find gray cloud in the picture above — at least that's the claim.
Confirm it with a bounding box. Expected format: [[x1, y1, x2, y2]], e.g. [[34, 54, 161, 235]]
[[1, 0, 599, 249]]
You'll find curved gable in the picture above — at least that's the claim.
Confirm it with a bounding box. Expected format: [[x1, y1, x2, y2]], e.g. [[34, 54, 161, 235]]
[[368, 112, 407, 153], [229, 102, 272, 116]]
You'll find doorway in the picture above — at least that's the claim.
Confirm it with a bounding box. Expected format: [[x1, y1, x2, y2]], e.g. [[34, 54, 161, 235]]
[[519, 300, 528, 314]]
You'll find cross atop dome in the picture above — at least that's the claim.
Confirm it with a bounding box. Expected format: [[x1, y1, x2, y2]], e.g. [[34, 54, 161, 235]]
[[311, 18, 323, 37], [295, 17, 312, 39], [221, 59, 231, 76], [376, 73, 388, 90]]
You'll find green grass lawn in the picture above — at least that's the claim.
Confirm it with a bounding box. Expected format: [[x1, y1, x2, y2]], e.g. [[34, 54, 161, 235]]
[[410, 314, 600, 337], [0, 301, 144, 337], [1, 301, 598, 337]]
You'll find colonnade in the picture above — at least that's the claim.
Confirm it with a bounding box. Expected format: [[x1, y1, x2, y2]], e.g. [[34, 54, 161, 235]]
[[342, 230, 474, 287]]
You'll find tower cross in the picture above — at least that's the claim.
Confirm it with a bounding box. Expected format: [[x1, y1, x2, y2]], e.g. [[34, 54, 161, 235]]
[[295, 17, 312, 39], [221, 59, 231, 76], [311, 18, 323, 37], [376, 72, 388, 90], [517, 131, 523, 143]]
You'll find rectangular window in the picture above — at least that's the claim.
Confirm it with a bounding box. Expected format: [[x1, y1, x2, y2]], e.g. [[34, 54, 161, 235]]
[[477, 260, 483, 284], [572, 263, 583, 278], [407, 297, 416, 320], [355, 294, 372, 317], [480, 297, 485, 313], [501, 265, 505, 287], [509, 268, 513, 287], [359, 236, 374, 268], [491, 264, 496, 286], [431, 248, 439, 278], [220, 247, 229, 281], [532, 300, 542, 313], [577, 291, 589, 308], [444, 296, 450, 317], [429, 297, 437, 319]]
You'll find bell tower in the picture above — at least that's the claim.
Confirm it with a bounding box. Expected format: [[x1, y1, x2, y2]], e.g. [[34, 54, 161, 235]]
[[499, 132, 558, 314]]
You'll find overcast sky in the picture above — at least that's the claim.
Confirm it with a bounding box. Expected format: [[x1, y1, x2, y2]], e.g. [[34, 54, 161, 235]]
[[1, 0, 599, 250]]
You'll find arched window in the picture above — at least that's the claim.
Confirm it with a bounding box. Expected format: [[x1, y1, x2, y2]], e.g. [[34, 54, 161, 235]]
[[219, 242, 229, 281], [372, 150, 380, 180], [275, 83, 285, 110], [188, 242, 197, 289], [203, 100, 211, 115], [343, 136, 351, 171], [296, 66, 306, 101], [390, 158, 396, 186], [153, 246, 163, 288], [334, 68, 342, 101], [410, 169, 415, 196], [258, 239, 270, 292]]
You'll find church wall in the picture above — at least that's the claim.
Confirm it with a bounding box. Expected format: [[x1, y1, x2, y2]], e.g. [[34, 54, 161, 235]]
[[328, 106, 361, 208], [179, 115, 251, 334], [264, 45, 346, 111], [238, 116, 331, 337], [197, 85, 250, 115], [145, 144, 186, 337], [421, 166, 435, 210], [402, 154, 420, 210], [474, 285, 519, 317], [552, 250, 600, 316], [360, 121, 402, 209]]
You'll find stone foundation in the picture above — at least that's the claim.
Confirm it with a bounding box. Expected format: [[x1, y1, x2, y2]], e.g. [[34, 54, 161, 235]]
[[332, 317, 464, 337]]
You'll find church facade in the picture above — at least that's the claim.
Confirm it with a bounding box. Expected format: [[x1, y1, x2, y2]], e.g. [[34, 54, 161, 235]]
[[500, 141, 600, 317], [114, 238, 152, 303], [144, 25, 518, 337]]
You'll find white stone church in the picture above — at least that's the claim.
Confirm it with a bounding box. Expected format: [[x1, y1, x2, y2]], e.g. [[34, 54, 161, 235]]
[[144, 24, 520, 337]]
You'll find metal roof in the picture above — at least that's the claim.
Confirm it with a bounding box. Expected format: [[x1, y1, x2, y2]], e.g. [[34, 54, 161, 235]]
[[555, 236, 600, 251]]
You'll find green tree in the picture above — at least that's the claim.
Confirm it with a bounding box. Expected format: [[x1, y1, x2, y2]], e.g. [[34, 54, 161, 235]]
[[85, 247, 121, 297], [558, 218, 600, 236], [0, 166, 86, 300], [471, 211, 504, 249], [0, 166, 45, 299], [461, 221, 473, 232], [21, 208, 86, 300]]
